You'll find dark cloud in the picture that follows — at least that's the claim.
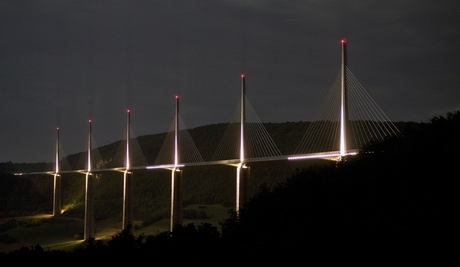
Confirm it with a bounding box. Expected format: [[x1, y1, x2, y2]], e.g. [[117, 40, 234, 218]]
[[1, 0, 459, 162]]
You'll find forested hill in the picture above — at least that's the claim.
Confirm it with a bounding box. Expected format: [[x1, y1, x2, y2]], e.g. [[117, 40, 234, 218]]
[[1, 121, 311, 173], [0, 119, 432, 221], [222, 111, 460, 264], [0, 121, 315, 219], [1, 120, 414, 173]]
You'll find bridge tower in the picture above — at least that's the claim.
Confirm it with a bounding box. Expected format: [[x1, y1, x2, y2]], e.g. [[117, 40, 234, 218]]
[[122, 109, 133, 231], [236, 74, 250, 213], [84, 119, 95, 240], [52, 127, 61, 217], [340, 38, 349, 156], [170, 95, 183, 231]]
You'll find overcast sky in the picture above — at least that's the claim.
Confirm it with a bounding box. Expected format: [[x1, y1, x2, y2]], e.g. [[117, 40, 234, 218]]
[[1, 0, 459, 163]]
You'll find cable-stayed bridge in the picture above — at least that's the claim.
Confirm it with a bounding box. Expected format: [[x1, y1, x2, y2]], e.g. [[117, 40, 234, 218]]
[[14, 39, 400, 240]]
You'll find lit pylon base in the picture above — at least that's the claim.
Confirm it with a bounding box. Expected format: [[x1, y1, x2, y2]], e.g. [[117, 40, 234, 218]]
[[170, 169, 183, 232]]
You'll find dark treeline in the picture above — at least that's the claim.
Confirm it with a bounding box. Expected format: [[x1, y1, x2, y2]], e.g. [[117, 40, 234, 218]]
[[1, 112, 459, 264]]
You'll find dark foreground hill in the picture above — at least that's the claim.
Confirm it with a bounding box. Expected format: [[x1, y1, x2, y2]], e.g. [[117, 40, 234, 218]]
[[1, 113, 459, 264], [227, 111, 460, 264]]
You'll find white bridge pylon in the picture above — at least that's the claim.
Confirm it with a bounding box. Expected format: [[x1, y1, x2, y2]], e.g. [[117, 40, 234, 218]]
[[236, 74, 250, 214], [16, 39, 401, 240]]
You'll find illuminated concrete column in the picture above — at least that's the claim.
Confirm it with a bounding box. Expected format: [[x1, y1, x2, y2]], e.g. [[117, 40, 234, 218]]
[[122, 109, 133, 231], [170, 168, 183, 231], [84, 172, 95, 240], [84, 120, 95, 240], [53, 173, 61, 217], [123, 171, 133, 230], [236, 165, 250, 212], [53, 127, 62, 217], [236, 74, 250, 212], [170, 95, 183, 232]]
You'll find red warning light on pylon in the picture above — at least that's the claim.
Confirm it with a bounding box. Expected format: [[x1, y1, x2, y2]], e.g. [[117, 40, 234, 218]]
[[175, 95, 179, 99], [241, 74, 245, 78], [341, 38, 347, 44]]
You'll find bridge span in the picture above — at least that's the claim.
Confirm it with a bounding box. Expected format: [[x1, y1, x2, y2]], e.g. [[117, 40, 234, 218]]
[[14, 39, 398, 240]]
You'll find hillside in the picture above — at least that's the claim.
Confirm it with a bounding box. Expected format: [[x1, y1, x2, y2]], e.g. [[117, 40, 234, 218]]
[[0, 121, 324, 220], [0, 120, 415, 223]]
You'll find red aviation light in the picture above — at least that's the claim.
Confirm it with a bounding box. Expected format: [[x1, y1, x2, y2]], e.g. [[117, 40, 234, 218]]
[[127, 109, 130, 113], [341, 38, 347, 44], [88, 119, 92, 123], [241, 74, 245, 78], [175, 95, 179, 99]]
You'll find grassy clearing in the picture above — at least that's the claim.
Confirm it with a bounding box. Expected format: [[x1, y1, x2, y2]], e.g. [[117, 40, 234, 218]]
[[0, 204, 231, 253], [0, 216, 85, 252]]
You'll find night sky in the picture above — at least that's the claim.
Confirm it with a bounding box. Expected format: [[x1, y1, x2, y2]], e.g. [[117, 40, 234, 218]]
[[1, 1, 459, 163]]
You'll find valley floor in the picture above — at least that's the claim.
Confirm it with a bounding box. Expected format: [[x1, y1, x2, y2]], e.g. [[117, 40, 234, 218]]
[[0, 204, 231, 253]]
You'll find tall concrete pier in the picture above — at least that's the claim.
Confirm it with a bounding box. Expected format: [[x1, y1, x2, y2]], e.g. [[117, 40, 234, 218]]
[[236, 74, 250, 213], [123, 109, 133, 231], [84, 120, 95, 240], [170, 95, 183, 231], [52, 127, 62, 217]]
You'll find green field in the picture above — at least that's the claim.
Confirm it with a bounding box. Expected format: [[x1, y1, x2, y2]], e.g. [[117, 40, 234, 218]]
[[0, 204, 232, 253]]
